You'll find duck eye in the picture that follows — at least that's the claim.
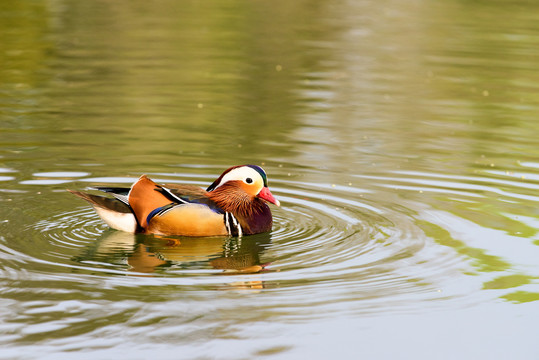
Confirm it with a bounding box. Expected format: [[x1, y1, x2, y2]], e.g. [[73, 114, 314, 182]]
[[245, 177, 253, 184]]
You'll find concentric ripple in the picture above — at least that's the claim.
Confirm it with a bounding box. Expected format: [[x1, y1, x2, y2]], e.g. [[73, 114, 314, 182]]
[[35, 209, 107, 252], [7, 167, 502, 313], [2, 163, 534, 321]]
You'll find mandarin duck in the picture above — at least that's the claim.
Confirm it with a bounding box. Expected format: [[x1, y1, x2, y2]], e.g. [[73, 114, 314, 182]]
[[69, 165, 280, 236]]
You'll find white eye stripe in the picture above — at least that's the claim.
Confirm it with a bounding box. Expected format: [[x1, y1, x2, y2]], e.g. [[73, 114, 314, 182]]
[[215, 167, 263, 189]]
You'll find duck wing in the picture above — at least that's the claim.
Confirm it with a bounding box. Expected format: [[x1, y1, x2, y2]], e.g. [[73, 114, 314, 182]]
[[161, 183, 224, 213]]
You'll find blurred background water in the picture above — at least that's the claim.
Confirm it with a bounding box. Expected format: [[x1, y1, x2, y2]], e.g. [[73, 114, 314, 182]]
[[1, 0, 538, 359]]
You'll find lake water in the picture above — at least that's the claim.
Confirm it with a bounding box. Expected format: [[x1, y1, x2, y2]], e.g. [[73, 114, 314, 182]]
[[1, 0, 538, 359]]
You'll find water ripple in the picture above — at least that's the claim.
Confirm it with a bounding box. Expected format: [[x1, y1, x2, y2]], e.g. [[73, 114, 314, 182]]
[[1, 166, 535, 318]]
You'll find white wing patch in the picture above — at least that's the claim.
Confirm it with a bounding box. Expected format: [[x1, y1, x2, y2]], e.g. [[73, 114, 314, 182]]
[[94, 206, 137, 233]]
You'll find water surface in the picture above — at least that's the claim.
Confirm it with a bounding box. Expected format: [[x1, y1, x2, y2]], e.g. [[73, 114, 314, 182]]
[[1, 0, 538, 359]]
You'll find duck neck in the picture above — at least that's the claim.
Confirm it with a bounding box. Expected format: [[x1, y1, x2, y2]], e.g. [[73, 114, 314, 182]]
[[207, 185, 272, 234]]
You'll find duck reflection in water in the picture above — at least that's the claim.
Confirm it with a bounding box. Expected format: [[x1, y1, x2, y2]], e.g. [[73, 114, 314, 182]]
[[74, 229, 274, 280]]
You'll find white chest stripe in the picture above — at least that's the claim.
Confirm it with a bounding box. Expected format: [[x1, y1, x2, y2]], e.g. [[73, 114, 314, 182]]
[[224, 212, 243, 237]]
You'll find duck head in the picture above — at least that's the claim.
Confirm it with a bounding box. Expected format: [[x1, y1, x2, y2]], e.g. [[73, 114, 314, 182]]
[[207, 165, 280, 207]]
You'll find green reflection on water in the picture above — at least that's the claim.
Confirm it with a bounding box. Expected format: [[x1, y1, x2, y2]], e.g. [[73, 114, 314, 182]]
[[501, 291, 539, 304], [483, 274, 531, 290], [416, 220, 511, 273], [1, 0, 332, 175]]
